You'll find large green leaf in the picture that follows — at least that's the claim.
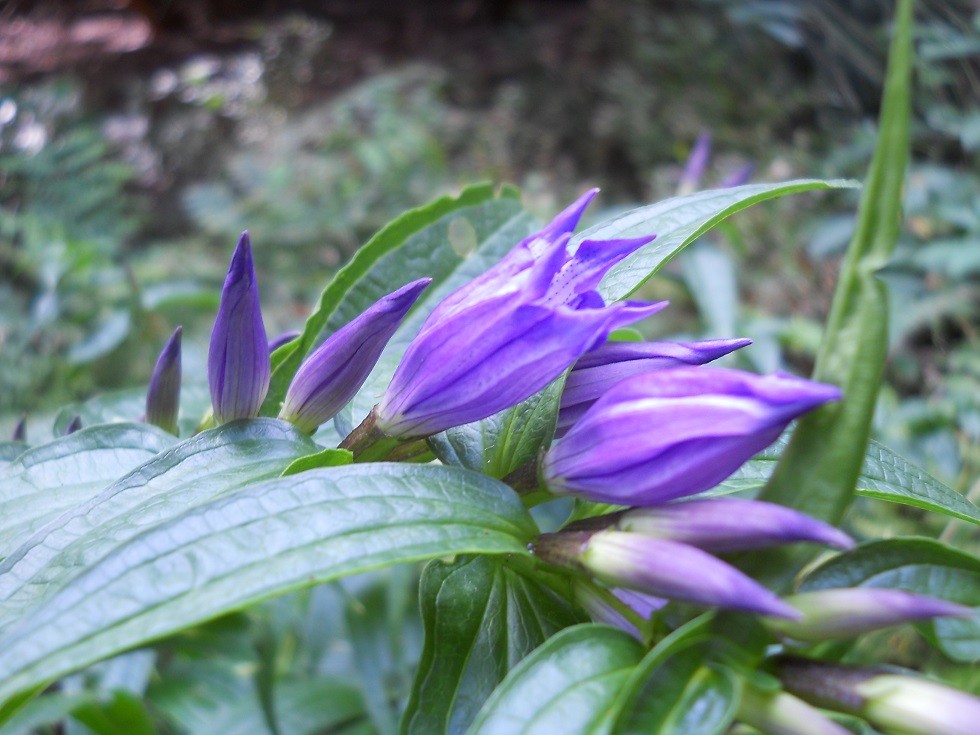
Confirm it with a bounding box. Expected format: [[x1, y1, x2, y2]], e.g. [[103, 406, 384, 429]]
[[749, 0, 913, 584], [467, 624, 644, 735], [571, 179, 857, 303], [427, 377, 565, 479], [264, 183, 532, 414], [709, 436, 980, 525], [404, 555, 583, 735], [0, 460, 535, 712], [799, 538, 980, 662], [0, 423, 174, 558]]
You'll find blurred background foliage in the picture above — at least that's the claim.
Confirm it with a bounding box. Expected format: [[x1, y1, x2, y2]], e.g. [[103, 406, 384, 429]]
[[0, 1, 977, 729]]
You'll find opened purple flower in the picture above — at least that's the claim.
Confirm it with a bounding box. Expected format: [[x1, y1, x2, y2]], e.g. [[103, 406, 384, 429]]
[[558, 338, 751, 434], [145, 326, 182, 435], [209, 232, 270, 424], [543, 367, 841, 506], [280, 279, 430, 433], [374, 190, 665, 438]]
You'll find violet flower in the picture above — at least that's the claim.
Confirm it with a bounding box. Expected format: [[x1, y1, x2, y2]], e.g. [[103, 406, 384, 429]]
[[533, 530, 800, 619], [145, 326, 182, 435], [610, 498, 854, 552], [208, 232, 270, 424], [557, 338, 751, 434], [12, 416, 26, 442], [768, 588, 970, 641], [678, 132, 713, 194], [572, 583, 666, 639], [777, 657, 980, 735], [738, 685, 853, 735], [280, 279, 430, 434], [63, 416, 82, 435], [543, 367, 841, 506], [374, 190, 665, 439]]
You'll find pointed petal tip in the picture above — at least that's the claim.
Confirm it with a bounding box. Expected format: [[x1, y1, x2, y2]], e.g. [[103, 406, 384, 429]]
[[543, 189, 601, 237]]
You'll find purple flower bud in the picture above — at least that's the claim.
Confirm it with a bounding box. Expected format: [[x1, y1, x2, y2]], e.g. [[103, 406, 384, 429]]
[[543, 367, 841, 506], [145, 326, 182, 435], [778, 657, 980, 735], [558, 338, 752, 434], [768, 588, 971, 641], [738, 685, 853, 735], [12, 415, 26, 442], [268, 330, 301, 353], [679, 132, 713, 194], [613, 498, 854, 552], [280, 279, 431, 434], [720, 162, 756, 188], [533, 530, 801, 619], [64, 416, 82, 435], [208, 232, 270, 424], [375, 190, 665, 438]]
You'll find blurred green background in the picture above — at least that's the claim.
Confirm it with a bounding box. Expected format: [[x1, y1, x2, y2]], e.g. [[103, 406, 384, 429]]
[[0, 0, 976, 492]]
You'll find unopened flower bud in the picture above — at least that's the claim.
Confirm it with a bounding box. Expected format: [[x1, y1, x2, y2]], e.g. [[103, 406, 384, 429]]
[[145, 326, 182, 435]]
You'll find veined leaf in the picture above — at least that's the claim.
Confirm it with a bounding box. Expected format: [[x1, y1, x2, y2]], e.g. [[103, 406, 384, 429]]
[[571, 179, 858, 302], [404, 555, 583, 735], [467, 624, 644, 735], [0, 461, 534, 713], [0, 423, 174, 558]]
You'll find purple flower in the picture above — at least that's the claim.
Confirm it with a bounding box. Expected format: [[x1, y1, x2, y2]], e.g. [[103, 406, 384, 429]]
[[738, 685, 853, 735], [533, 530, 801, 619], [63, 416, 82, 435], [543, 367, 841, 506], [557, 338, 751, 434], [777, 658, 980, 735], [573, 583, 666, 639], [145, 326, 182, 435], [768, 588, 970, 641], [12, 415, 26, 442], [280, 279, 431, 434], [678, 132, 713, 194], [374, 190, 665, 438], [208, 232, 270, 424], [611, 498, 854, 552]]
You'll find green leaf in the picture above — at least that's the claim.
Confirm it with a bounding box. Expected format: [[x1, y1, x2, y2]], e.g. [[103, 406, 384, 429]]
[[708, 436, 980, 525], [427, 377, 565, 479], [800, 538, 980, 662], [467, 624, 645, 735], [749, 0, 913, 584], [264, 183, 531, 414], [404, 555, 583, 735], [570, 179, 858, 303], [281, 447, 353, 476], [0, 459, 535, 711], [0, 423, 174, 558], [70, 690, 158, 735], [0, 692, 96, 735], [611, 649, 738, 735]]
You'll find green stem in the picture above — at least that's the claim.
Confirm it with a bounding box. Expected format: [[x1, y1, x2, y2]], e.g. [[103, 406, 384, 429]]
[[339, 408, 404, 462]]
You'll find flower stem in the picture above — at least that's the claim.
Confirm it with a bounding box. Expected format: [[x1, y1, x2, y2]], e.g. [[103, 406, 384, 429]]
[[339, 407, 404, 462]]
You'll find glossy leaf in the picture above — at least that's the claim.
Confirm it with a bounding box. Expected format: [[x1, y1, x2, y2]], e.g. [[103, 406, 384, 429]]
[[709, 436, 980, 525], [570, 179, 858, 302], [0, 423, 174, 558], [467, 624, 644, 735], [404, 555, 583, 735], [264, 183, 532, 414], [800, 538, 980, 662], [427, 377, 565, 479], [749, 0, 913, 584], [281, 448, 353, 476], [0, 459, 535, 711]]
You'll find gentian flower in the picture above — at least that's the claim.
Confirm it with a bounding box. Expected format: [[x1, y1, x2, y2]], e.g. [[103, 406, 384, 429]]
[[208, 232, 270, 424], [533, 530, 800, 618], [572, 582, 665, 639], [767, 588, 970, 641], [605, 498, 854, 552], [678, 132, 712, 194], [145, 326, 182, 435], [374, 189, 665, 439], [12, 415, 26, 442], [268, 330, 301, 353], [777, 657, 980, 735], [543, 367, 841, 506], [557, 338, 752, 434], [280, 279, 430, 433]]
